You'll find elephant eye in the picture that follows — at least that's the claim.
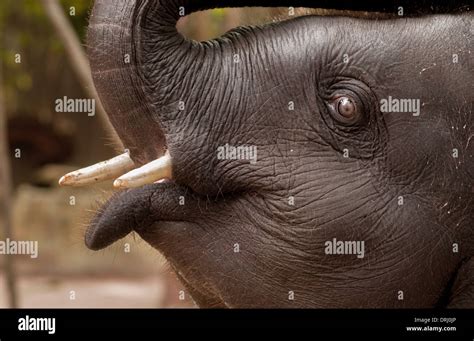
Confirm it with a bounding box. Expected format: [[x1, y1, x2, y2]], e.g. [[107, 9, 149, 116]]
[[329, 96, 360, 124], [337, 97, 356, 118]]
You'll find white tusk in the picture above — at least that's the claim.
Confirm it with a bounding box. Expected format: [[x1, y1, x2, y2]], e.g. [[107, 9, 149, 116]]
[[113, 152, 172, 189], [59, 152, 135, 187]]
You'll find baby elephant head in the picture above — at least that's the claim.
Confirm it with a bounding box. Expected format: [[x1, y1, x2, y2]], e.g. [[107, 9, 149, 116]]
[[60, 0, 473, 308]]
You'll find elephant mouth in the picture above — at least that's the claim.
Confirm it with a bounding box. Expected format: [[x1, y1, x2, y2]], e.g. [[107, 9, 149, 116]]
[[58, 142, 187, 250], [71, 146, 240, 309]]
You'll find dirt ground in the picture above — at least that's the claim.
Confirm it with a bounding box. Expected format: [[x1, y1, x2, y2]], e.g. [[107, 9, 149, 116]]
[[0, 274, 195, 308]]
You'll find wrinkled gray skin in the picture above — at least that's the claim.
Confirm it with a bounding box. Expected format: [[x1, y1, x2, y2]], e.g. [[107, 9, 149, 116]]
[[85, 0, 473, 307]]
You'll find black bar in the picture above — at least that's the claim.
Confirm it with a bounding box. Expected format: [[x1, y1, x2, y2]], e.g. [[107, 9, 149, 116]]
[[0, 309, 472, 336]]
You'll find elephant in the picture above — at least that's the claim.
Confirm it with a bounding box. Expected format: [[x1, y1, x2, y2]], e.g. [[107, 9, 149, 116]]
[[59, 0, 473, 308]]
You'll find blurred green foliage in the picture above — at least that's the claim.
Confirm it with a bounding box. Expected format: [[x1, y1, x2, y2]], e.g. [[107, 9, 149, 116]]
[[0, 0, 92, 117]]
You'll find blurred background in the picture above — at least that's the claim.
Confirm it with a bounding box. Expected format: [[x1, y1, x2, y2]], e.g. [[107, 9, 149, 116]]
[[0, 0, 304, 308]]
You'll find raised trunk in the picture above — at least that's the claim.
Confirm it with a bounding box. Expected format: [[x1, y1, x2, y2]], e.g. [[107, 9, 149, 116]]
[[88, 0, 465, 165]]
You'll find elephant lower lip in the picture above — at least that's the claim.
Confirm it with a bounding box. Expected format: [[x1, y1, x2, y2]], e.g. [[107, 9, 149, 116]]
[[84, 181, 195, 251], [85, 183, 162, 251]]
